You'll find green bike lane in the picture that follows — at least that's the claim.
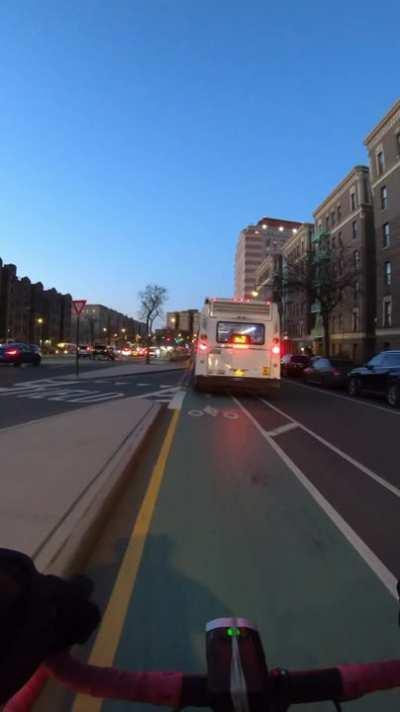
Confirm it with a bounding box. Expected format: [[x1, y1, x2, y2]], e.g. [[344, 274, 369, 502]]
[[96, 389, 399, 711]]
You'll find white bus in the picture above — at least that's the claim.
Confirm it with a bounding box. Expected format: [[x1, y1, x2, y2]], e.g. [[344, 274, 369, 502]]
[[193, 298, 281, 392]]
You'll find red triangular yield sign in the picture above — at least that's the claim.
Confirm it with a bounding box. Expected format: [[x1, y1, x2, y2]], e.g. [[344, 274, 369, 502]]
[[72, 299, 87, 315]]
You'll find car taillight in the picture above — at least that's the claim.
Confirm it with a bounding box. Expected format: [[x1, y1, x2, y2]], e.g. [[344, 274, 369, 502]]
[[272, 338, 280, 355], [6, 349, 18, 356], [198, 342, 208, 352], [332, 369, 341, 376]]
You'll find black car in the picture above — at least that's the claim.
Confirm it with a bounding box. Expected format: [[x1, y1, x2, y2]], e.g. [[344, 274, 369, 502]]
[[0, 342, 41, 367], [348, 350, 400, 407], [92, 344, 115, 360], [304, 357, 354, 388], [281, 354, 310, 377]]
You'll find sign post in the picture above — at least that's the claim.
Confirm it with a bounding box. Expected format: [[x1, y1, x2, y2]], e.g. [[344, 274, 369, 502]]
[[72, 300, 87, 377]]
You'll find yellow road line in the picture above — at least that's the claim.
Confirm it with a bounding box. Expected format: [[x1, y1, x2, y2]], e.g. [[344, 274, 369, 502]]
[[72, 409, 181, 711]]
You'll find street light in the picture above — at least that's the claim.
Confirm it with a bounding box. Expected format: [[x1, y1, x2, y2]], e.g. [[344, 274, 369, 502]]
[[36, 317, 44, 347]]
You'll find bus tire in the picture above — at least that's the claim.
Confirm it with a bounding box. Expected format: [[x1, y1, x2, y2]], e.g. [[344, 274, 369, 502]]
[[193, 376, 202, 392]]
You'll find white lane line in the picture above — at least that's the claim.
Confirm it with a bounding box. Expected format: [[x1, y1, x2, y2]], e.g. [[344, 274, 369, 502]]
[[168, 389, 186, 411], [136, 383, 150, 387], [259, 398, 400, 500], [67, 392, 124, 404], [233, 397, 398, 600], [285, 378, 400, 417], [47, 389, 93, 401], [267, 422, 298, 437]]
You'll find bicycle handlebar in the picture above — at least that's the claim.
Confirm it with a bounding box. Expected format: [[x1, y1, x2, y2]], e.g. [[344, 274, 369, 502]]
[[4, 652, 400, 711]]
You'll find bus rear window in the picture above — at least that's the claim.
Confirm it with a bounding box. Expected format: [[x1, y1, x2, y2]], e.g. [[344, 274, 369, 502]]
[[216, 322, 265, 345]]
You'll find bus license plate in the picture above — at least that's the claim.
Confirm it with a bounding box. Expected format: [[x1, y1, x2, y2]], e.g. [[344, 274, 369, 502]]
[[262, 367, 270, 376]]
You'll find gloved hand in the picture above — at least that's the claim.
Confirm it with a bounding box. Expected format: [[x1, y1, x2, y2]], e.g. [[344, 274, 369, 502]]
[[0, 548, 101, 705]]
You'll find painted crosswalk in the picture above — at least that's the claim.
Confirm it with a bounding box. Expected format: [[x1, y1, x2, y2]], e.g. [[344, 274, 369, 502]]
[[0, 379, 181, 406]]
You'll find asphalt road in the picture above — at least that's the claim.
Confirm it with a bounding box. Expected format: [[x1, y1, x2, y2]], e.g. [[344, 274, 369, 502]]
[[74, 378, 400, 712], [0, 359, 184, 430]]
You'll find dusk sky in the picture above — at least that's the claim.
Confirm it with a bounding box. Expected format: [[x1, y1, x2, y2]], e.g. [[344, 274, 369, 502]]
[[1, 0, 399, 319]]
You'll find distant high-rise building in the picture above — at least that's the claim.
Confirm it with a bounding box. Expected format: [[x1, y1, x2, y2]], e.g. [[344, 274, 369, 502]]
[[234, 216, 301, 299]]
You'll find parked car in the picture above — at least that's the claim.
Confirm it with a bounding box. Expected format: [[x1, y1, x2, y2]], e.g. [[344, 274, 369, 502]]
[[0, 342, 41, 367], [348, 350, 400, 407], [304, 357, 354, 388], [281, 353, 310, 377]]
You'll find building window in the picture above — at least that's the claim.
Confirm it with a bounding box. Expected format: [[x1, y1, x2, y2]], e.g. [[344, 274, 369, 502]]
[[383, 223, 390, 248], [338, 232, 343, 248], [352, 309, 359, 332], [384, 260, 392, 285], [376, 150, 385, 176], [350, 191, 356, 211], [354, 281, 360, 301], [352, 343, 358, 362], [338, 314, 343, 332], [396, 132, 400, 156], [332, 235, 336, 249], [325, 216, 329, 230], [331, 315, 336, 333], [331, 211, 335, 226], [352, 220, 357, 239], [383, 298, 392, 328], [381, 185, 388, 209], [353, 250, 360, 270], [337, 204, 342, 222]]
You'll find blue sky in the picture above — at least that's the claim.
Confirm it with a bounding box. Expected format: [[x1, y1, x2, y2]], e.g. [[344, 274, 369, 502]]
[[0, 0, 399, 318]]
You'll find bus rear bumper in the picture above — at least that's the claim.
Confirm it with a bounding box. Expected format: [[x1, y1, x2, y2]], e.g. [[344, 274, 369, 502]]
[[194, 375, 280, 392]]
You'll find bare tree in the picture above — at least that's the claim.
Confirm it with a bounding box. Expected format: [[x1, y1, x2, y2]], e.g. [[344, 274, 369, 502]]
[[138, 284, 168, 362], [276, 239, 360, 357]]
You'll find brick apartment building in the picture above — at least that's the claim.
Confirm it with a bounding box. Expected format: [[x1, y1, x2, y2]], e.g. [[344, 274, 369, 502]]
[[364, 98, 400, 350], [280, 223, 314, 349], [0, 259, 72, 345], [313, 166, 376, 361], [235, 216, 301, 299], [72, 304, 146, 345]]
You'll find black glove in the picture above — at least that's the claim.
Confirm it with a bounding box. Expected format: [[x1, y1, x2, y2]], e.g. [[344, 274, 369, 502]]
[[0, 548, 101, 704]]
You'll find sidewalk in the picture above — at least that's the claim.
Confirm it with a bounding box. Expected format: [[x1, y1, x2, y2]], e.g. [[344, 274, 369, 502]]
[[0, 394, 161, 575]]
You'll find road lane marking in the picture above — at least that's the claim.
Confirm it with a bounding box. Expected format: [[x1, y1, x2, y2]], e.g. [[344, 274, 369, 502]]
[[259, 398, 400, 500], [136, 383, 150, 386], [285, 378, 400, 417], [267, 422, 298, 437], [168, 389, 186, 410], [72, 409, 181, 711], [63, 392, 124, 404], [234, 397, 398, 600]]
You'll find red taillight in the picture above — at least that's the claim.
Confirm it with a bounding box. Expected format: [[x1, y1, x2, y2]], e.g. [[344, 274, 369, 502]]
[[332, 369, 341, 376], [272, 338, 280, 355], [198, 342, 208, 352], [6, 349, 18, 356]]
